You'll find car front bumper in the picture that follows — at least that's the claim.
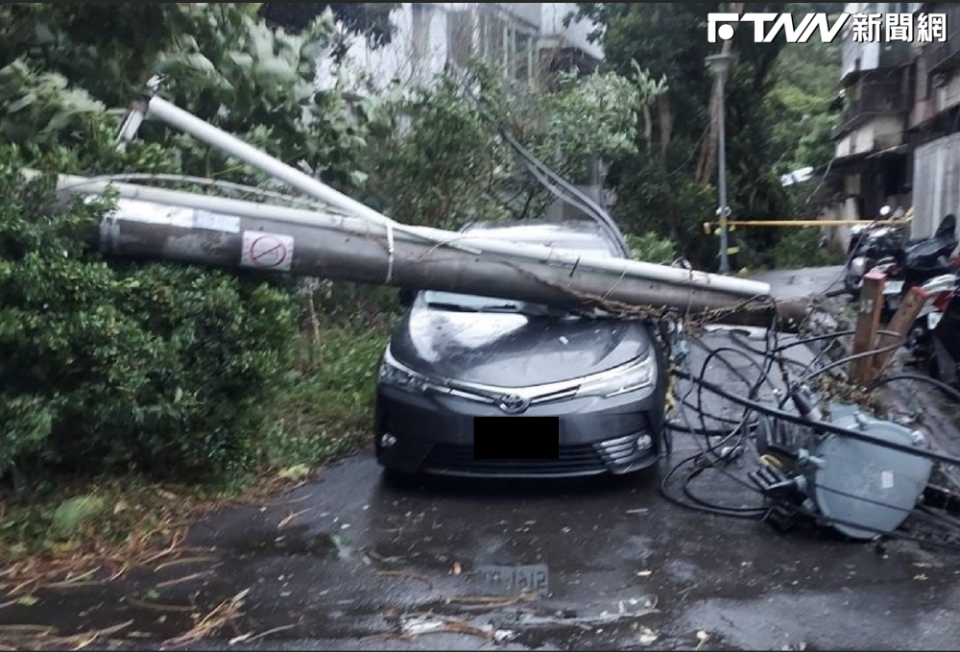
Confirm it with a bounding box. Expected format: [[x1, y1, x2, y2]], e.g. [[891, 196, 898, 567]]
[[374, 383, 663, 479]]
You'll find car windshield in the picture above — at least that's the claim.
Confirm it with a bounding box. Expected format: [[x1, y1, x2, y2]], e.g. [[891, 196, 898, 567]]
[[422, 291, 536, 314]]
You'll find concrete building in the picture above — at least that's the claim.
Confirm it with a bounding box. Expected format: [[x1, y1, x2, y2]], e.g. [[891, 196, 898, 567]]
[[828, 3, 918, 237], [828, 2, 960, 240], [317, 3, 603, 92], [317, 3, 608, 220], [909, 2, 960, 238]]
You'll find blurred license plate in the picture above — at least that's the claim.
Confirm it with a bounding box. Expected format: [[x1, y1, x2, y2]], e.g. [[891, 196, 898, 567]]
[[476, 564, 549, 595], [885, 281, 905, 294]]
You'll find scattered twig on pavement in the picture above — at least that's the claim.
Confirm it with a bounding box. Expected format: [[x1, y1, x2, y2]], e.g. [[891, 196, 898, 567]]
[[228, 624, 297, 645], [376, 570, 434, 589], [364, 550, 403, 564], [156, 570, 214, 589], [162, 588, 250, 648], [125, 595, 196, 613], [396, 614, 516, 644], [153, 556, 219, 572], [0, 528, 217, 596], [277, 508, 314, 530], [0, 621, 133, 652], [515, 599, 659, 629], [445, 593, 538, 610]]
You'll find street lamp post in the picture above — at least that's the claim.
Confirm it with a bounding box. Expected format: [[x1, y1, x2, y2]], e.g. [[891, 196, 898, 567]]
[[706, 53, 732, 275]]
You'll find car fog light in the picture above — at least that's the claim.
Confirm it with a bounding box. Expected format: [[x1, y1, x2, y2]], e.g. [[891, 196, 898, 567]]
[[636, 435, 653, 451], [381, 433, 398, 448]]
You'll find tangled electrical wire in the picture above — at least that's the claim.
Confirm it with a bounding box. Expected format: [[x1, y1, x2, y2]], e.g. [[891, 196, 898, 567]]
[[657, 289, 960, 553]]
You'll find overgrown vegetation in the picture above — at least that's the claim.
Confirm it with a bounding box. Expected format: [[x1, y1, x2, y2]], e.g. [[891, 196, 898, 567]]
[[0, 2, 845, 561], [0, 2, 665, 560], [0, 4, 400, 562], [572, 2, 845, 270]]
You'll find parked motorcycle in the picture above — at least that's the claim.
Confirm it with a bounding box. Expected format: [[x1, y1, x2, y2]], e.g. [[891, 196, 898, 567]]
[[869, 213, 958, 316], [905, 271, 959, 365], [924, 270, 960, 386], [843, 206, 908, 297]]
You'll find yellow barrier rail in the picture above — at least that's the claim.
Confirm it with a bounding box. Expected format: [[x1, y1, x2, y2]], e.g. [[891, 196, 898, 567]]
[[702, 218, 912, 234]]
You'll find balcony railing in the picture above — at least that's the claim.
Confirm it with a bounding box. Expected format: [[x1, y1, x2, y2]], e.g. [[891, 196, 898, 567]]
[[833, 77, 908, 137]]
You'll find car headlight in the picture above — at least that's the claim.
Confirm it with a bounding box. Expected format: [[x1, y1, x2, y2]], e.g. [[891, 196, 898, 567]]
[[378, 349, 432, 394], [574, 355, 656, 399]]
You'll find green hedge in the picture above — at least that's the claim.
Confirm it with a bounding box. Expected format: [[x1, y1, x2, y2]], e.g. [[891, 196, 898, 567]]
[[0, 157, 298, 487]]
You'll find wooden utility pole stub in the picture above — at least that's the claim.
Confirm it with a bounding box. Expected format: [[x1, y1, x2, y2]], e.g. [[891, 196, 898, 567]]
[[872, 286, 932, 378], [850, 271, 886, 385]]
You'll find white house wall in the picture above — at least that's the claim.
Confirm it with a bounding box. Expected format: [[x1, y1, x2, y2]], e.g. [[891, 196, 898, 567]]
[[913, 132, 960, 239], [316, 4, 454, 92], [539, 3, 602, 61], [835, 117, 905, 158], [315, 3, 603, 93]]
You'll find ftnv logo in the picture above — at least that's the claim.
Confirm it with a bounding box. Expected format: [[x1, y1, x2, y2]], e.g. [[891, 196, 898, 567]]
[[708, 12, 948, 44]]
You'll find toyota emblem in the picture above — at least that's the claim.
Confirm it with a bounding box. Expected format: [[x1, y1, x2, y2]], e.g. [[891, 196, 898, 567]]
[[497, 394, 530, 415]]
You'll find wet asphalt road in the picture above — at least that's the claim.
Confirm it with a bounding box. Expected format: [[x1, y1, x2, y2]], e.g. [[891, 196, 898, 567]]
[[5, 266, 960, 651]]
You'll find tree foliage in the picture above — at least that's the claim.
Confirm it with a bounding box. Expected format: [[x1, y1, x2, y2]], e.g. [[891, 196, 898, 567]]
[[0, 4, 382, 489], [573, 2, 840, 269], [260, 3, 399, 60], [766, 22, 842, 174], [363, 61, 664, 230]]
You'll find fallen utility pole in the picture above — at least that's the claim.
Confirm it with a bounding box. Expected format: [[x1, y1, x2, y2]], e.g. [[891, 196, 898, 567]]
[[44, 94, 776, 318], [47, 175, 769, 316]]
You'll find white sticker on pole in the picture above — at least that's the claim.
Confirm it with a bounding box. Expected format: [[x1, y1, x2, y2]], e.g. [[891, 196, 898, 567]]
[[241, 231, 294, 272], [193, 209, 241, 234], [111, 199, 241, 234]]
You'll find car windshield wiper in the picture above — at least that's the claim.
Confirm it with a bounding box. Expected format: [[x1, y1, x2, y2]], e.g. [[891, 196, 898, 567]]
[[477, 304, 526, 313], [426, 302, 482, 313], [479, 303, 570, 317], [428, 301, 582, 318]]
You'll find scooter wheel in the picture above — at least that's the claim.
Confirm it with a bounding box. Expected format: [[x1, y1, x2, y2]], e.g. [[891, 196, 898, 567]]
[[843, 276, 861, 300]]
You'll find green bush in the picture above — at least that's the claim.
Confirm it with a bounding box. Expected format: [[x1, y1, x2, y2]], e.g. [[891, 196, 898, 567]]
[[773, 227, 843, 269], [0, 160, 298, 486], [627, 232, 678, 264]]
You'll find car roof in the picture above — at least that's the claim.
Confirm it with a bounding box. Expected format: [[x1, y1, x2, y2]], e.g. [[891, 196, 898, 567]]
[[460, 220, 625, 258]]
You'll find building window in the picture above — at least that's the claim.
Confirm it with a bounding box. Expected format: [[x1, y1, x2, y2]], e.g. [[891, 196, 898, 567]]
[[514, 31, 533, 82], [447, 9, 473, 69]]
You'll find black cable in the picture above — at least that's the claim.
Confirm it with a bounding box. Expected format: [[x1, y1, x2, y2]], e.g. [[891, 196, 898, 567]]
[[797, 336, 906, 387], [660, 288, 960, 549], [675, 369, 960, 468]]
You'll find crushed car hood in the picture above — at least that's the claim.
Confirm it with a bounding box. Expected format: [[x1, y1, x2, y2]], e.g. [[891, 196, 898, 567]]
[[389, 309, 653, 387]]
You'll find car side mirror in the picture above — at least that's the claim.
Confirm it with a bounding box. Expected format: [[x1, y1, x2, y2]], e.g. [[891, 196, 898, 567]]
[[398, 288, 417, 307]]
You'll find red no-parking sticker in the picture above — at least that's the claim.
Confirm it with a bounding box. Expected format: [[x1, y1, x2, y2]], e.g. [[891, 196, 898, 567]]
[[240, 231, 295, 272]]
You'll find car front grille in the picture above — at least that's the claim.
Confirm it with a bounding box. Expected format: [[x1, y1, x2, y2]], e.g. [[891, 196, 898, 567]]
[[421, 433, 647, 477]]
